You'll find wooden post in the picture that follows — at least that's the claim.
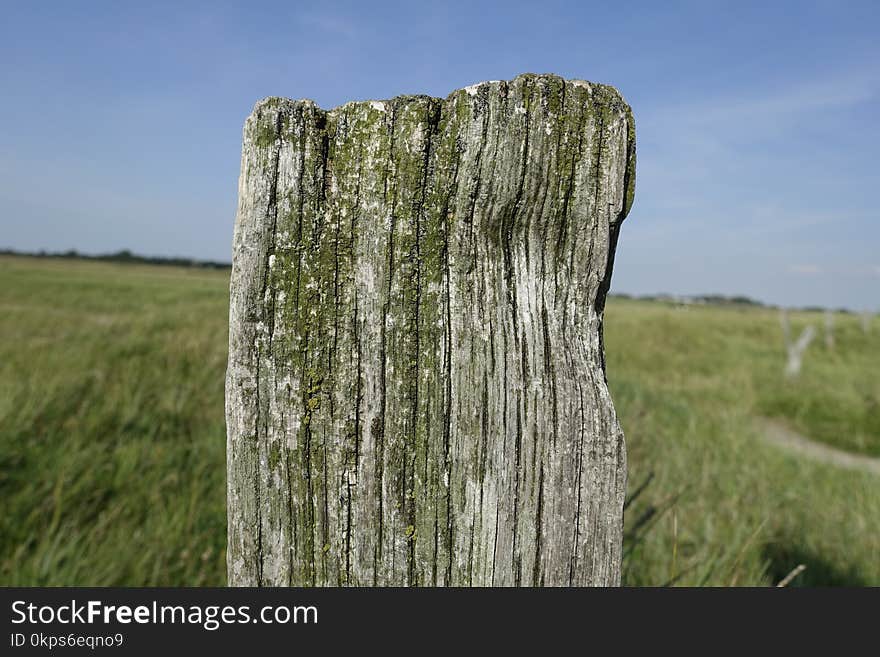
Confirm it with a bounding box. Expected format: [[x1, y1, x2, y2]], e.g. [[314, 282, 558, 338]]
[[226, 74, 636, 586], [825, 310, 835, 350]]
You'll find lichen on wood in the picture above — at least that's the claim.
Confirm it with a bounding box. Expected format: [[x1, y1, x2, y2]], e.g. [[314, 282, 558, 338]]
[[227, 73, 636, 586]]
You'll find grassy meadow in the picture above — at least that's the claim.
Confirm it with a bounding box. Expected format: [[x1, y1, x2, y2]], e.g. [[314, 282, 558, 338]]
[[1, 255, 877, 586]]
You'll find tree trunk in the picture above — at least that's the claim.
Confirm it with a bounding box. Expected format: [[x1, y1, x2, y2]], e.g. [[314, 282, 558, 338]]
[[226, 73, 636, 586]]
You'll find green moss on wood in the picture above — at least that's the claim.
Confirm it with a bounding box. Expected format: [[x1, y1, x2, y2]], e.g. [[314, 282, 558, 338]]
[[228, 73, 636, 588]]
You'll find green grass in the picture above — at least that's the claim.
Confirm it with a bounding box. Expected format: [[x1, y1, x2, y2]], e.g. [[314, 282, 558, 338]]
[[606, 300, 880, 586], [753, 315, 880, 457], [1, 256, 877, 586], [0, 257, 228, 585]]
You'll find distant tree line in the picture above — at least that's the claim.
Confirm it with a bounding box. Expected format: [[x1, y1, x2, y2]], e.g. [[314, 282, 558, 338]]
[[610, 292, 768, 306], [0, 248, 231, 270], [609, 292, 855, 314]]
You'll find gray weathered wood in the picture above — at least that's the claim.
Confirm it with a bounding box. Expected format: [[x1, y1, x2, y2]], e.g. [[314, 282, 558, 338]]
[[785, 324, 816, 378], [226, 73, 636, 586], [824, 310, 835, 350]]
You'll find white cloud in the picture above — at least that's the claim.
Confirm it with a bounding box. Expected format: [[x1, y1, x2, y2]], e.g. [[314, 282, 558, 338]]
[[298, 13, 360, 38], [789, 264, 822, 275], [644, 69, 879, 130]]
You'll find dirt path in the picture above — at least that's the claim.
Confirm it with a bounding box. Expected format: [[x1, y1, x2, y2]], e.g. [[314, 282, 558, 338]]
[[758, 418, 880, 475]]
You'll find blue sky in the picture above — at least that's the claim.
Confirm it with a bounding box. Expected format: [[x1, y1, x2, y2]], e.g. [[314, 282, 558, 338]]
[[1, 1, 877, 309]]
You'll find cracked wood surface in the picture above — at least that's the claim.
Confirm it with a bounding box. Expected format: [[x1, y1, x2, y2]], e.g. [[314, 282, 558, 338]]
[[226, 73, 636, 586]]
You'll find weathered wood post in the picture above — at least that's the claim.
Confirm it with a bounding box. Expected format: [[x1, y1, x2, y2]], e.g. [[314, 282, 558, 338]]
[[824, 310, 835, 350], [785, 325, 816, 378], [226, 73, 636, 586]]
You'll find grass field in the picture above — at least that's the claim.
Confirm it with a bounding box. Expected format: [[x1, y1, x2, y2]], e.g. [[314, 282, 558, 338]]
[[1, 256, 877, 586]]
